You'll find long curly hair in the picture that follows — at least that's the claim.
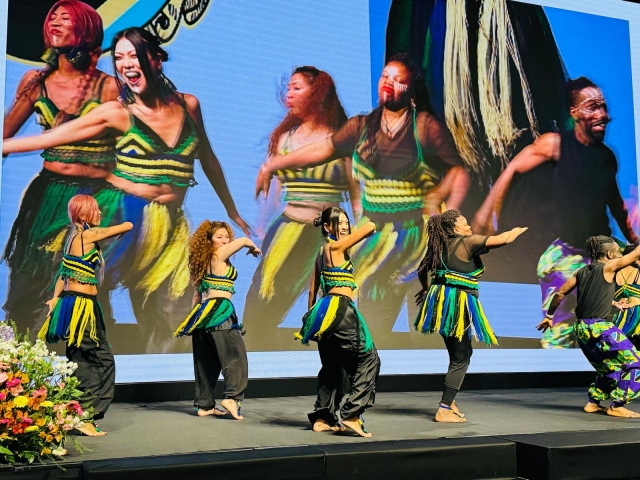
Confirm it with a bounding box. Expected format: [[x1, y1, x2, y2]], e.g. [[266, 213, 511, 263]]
[[418, 209, 461, 273], [268, 66, 347, 157], [188, 220, 235, 285]]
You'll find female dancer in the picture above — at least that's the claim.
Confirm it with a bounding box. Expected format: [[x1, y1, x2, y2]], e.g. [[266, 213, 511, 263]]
[[243, 66, 356, 350], [415, 209, 527, 422], [3, 27, 251, 353], [538, 236, 640, 418], [256, 53, 469, 347], [3, 0, 118, 333], [174, 221, 260, 420], [612, 245, 640, 350], [298, 206, 380, 437], [41, 194, 132, 435]]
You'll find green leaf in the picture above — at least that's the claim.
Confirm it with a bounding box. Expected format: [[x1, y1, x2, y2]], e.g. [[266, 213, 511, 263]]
[[0, 445, 13, 455]]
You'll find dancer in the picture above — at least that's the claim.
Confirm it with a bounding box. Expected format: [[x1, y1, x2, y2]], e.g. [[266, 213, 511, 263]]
[[3, 27, 251, 353], [475, 77, 639, 348], [3, 0, 118, 333], [612, 245, 640, 350], [538, 236, 640, 418], [243, 66, 356, 350], [257, 53, 469, 346], [297, 206, 380, 437], [415, 209, 527, 422], [174, 221, 259, 420], [40, 195, 132, 435]]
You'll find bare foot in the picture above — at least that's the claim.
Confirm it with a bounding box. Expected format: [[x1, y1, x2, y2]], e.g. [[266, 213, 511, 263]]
[[77, 423, 107, 436], [584, 402, 607, 413], [197, 407, 227, 417], [451, 400, 465, 418], [221, 399, 244, 420], [341, 416, 372, 437], [312, 419, 344, 432], [607, 406, 640, 418], [435, 406, 466, 423]]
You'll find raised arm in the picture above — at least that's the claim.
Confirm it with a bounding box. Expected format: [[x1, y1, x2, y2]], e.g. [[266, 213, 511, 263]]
[[344, 157, 363, 221], [4, 70, 41, 139], [3, 101, 127, 155], [604, 244, 640, 276], [185, 94, 251, 236], [215, 237, 261, 263], [472, 133, 560, 233], [331, 221, 376, 253], [83, 222, 134, 243], [606, 176, 639, 244], [485, 227, 528, 249], [537, 274, 578, 332]]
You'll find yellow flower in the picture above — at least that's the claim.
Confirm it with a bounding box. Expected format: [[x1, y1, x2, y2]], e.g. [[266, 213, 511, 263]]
[[24, 425, 38, 433], [45, 434, 53, 443], [35, 418, 45, 427], [39, 401, 53, 408], [13, 396, 28, 408], [41, 447, 51, 455]]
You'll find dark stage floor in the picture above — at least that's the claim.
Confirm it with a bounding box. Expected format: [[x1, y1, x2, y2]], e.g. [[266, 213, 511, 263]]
[[53, 388, 640, 473]]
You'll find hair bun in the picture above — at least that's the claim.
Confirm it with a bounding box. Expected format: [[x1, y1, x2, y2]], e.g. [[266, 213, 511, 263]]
[[313, 214, 323, 227]]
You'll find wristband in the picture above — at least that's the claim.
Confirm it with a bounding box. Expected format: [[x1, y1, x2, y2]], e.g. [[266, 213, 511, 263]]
[[545, 312, 553, 320]]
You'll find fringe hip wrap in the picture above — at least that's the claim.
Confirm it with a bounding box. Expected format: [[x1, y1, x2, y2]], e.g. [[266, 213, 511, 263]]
[[94, 187, 190, 300], [38, 291, 103, 348], [4, 170, 107, 277], [614, 305, 640, 339], [350, 214, 427, 299], [295, 294, 374, 352], [414, 283, 498, 345], [174, 298, 239, 336]]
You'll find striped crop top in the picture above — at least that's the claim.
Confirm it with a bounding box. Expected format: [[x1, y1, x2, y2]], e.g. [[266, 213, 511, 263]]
[[34, 74, 115, 165], [57, 232, 102, 285], [199, 264, 238, 295], [275, 128, 349, 204], [615, 268, 640, 301], [320, 243, 357, 295], [113, 97, 199, 188]]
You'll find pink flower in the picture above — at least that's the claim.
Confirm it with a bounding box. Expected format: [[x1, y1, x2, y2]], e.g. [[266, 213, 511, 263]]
[[20, 416, 33, 425], [9, 385, 23, 396], [0, 419, 10, 425], [0, 373, 7, 385], [6, 378, 21, 388], [0, 392, 6, 401]]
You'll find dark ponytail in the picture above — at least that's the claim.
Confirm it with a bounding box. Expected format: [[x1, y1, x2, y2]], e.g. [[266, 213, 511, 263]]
[[418, 209, 461, 273], [585, 235, 616, 262]]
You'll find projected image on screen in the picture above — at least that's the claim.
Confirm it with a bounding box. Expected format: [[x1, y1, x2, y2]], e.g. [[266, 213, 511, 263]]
[[1, 0, 636, 357]]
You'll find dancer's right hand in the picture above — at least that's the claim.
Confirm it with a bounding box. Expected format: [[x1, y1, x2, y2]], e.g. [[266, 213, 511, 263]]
[[45, 297, 58, 315], [255, 163, 274, 199], [414, 289, 426, 306], [536, 318, 553, 332]]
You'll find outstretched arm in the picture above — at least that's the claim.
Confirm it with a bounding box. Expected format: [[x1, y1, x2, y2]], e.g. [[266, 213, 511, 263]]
[[485, 227, 528, 249], [84, 222, 134, 243], [604, 244, 640, 276], [607, 180, 639, 244], [536, 274, 577, 331], [215, 237, 261, 262], [3, 101, 126, 155], [472, 133, 560, 233], [185, 95, 252, 236], [4, 70, 41, 140]]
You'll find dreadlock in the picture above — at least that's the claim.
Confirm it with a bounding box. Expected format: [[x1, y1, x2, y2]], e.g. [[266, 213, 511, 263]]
[[188, 220, 234, 286], [585, 235, 617, 262], [561, 76, 598, 112], [418, 209, 461, 273]]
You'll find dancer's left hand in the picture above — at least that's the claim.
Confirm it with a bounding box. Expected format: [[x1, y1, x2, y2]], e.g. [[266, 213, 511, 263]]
[[536, 318, 553, 332], [613, 300, 632, 311], [229, 213, 254, 237], [246, 246, 262, 258], [255, 163, 273, 199], [414, 289, 426, 306]]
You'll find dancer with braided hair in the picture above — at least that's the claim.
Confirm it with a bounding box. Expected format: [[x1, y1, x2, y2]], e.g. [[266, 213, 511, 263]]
[[415, 209, 527, 422], [3, 0, 119, 334], [257, 53, 469, 347], [298, 206, 380, 437], [174, 221, 260, 420], [538, 236, 640, 418]]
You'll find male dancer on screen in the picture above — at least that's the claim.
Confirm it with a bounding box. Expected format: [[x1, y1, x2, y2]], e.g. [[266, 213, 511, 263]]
[[538, 236, 640, 418], [474, 77, 639, 349]]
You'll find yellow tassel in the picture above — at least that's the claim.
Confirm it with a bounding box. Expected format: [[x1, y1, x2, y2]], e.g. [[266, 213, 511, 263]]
[[352, 221, 397, 288], [434, 287, 445, 332], [416, 298, 428, 331], [38, 317, 51, 342], [317, 296, 340, 339], [476, 300, 498, 345], [136, 202, 170, 271], [43, 227, 69, 254], [455, 292, 467, 340], [618, 311, 628, 331], [137, 214, 190, 301], [188, 299, 218, 334], [259, 221, 306, 300], [67, 298, 96, 347]]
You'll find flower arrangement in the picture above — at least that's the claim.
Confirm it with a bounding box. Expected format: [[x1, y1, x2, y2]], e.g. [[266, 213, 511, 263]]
[[0, 322, 92, 464]]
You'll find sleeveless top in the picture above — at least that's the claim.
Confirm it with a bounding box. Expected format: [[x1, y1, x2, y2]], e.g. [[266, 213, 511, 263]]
[[57, 231, 102, 285], [199, 264, 238, 295], [275, 127, 349, 204], [615, 267, 640, 302], [352, 109, 440, 214], [576, 263, 615, 320], [430, 235, 489, 296], [319, 242, 357, 295], [113, 96, 200, 187], [34, 74, 115, 165]]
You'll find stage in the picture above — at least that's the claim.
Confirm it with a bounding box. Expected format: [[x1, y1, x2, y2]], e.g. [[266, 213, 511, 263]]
[[6, 387, 640, 480]]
